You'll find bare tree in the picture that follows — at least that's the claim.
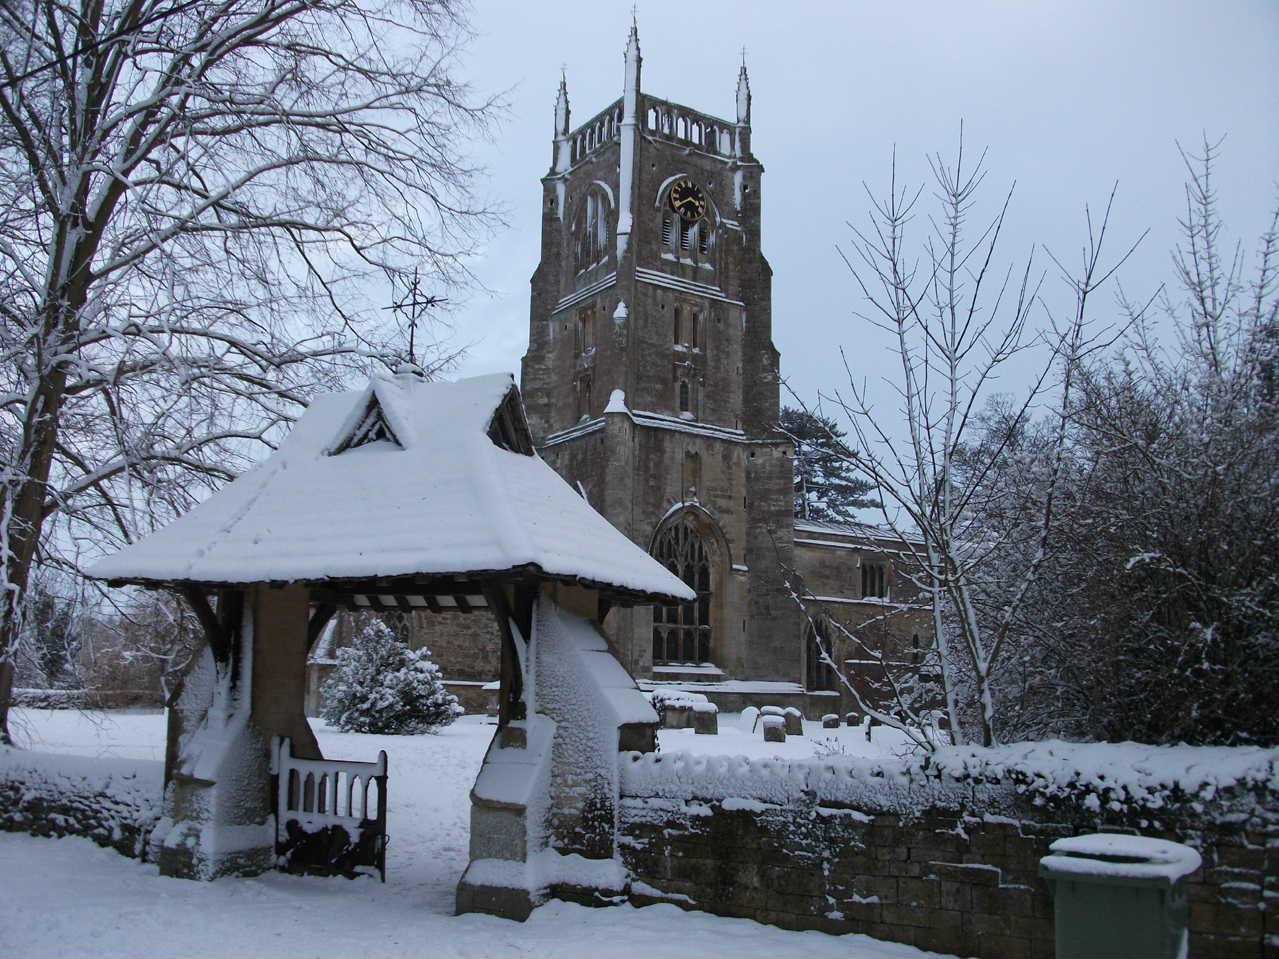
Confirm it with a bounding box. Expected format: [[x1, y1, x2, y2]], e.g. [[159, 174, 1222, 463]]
[[0, 0, 497, 743], [816, 137, 1135, 747], [1026, 139, 1279, 745]]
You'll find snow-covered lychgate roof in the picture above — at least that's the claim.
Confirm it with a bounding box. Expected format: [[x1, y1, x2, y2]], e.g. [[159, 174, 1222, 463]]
[[89, 373, 693, 603]]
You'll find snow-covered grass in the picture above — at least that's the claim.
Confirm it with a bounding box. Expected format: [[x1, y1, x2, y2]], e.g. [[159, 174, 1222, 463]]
[[1, 708, 942, 959], [7, 706, 171, 761]]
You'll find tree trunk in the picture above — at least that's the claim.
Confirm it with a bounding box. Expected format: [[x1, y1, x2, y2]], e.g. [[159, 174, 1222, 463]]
[[0, 312, 76, 744]]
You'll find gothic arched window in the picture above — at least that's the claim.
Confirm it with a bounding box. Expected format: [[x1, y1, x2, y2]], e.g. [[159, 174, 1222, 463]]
[[573, 188, 610, 274], [651, 517, 713, 664], [806, 618, 837, 692]]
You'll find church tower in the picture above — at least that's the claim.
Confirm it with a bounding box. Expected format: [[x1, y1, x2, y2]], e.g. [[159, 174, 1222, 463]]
[[521, 25, 798, 684]]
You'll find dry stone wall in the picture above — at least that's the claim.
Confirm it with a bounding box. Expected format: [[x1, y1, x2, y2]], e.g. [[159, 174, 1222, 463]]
[[0, 750, 162, 860], [617, 750, 1278, 959]]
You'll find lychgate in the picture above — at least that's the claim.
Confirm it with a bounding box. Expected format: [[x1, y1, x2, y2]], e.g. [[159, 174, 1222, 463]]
[[89, 371, 692, 919]]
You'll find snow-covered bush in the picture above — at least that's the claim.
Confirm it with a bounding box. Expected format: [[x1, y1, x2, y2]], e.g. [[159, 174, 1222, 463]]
[[319, 620, 462, 734]]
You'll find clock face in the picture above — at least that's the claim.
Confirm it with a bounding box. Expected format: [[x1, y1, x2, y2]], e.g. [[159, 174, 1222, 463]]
[[669, 178, 707, 222]]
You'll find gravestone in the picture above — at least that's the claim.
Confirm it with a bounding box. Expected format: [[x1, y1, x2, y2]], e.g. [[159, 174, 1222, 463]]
[[692, 702, 718, 735], [762, 715, 786, 742], [663, 704, 693, 729], [783, 707, 803, 736]]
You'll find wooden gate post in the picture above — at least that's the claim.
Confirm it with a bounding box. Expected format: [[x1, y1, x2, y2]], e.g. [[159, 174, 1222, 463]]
[[155, 584, 316, 879]]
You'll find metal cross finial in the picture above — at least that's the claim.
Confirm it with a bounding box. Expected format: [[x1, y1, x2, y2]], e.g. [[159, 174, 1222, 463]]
[[383, 267, 445, 370]]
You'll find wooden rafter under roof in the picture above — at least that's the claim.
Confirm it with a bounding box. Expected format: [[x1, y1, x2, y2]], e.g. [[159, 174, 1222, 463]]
[[114, 564, 669, 610]]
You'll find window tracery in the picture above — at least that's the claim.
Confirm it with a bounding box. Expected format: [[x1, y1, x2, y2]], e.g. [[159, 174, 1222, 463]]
[[651, 516, 713, 664], [573, 188, 610, 273], [673, 363, 699, 417], [861, 562, 888, 599]]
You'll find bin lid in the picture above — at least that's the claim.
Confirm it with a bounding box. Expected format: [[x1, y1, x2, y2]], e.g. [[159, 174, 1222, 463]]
[[1040, 833, 1202, 886]]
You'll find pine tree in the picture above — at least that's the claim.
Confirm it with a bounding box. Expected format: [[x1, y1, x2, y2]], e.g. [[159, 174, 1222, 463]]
[[320, 620, 463, 735], [26, 587, 79, 687], [780, 406, 878, 523]]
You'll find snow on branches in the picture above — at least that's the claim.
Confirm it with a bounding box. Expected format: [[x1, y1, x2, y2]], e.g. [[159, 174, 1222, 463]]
[[0, 0, 498, 742]]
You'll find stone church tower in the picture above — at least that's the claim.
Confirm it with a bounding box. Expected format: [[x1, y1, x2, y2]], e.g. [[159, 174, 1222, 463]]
[[310, 27, 931, 722], [520, 24, 799, 685]]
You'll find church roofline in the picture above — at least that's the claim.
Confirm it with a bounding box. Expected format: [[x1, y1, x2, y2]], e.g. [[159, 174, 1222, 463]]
[[635, 267, 744, 306], [545, 267, 746, 319], [794, 517, 926, 550], [556, 20, 752, 174], [539, 405, 787, 450]]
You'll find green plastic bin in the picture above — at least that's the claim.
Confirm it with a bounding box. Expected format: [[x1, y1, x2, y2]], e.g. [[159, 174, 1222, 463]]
[[1040, 833, 1201, 959]]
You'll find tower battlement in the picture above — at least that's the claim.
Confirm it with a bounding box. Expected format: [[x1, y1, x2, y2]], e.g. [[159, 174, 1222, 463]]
[[565, 95, 743, 172], [566, 98, 623, 168], [640, 96, 740, 160]]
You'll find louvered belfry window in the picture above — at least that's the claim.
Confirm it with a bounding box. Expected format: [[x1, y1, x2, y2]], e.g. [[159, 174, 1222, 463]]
[[651, 517, 713, 664]]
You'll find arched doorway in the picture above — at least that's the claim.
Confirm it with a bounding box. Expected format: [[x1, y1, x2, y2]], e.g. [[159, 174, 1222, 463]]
[[650, 514, 714, 665]]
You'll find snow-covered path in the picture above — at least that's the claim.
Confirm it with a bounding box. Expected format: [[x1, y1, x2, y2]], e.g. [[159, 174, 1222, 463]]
[[1, 832, 945, 959], [1, 709, 943, 958]]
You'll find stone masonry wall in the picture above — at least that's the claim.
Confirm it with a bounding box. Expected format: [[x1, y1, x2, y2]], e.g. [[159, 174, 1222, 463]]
[[0, 751, 162, 861], [617, 753, 1278, 959], [407, 610, 500, 684]]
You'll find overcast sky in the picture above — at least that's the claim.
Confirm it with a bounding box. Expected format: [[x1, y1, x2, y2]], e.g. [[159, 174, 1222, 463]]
[[444, 1, 1278, 418]]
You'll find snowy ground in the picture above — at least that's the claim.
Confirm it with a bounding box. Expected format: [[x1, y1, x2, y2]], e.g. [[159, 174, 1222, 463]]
[[1, 708, 943, 959]]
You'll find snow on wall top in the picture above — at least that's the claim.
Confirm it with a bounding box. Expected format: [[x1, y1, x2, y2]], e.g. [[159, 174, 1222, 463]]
[[88, 372, 694, 602], [621, 739, 1279, 823], [471, 714, 554, 808], [0, 747, 162, 857]]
